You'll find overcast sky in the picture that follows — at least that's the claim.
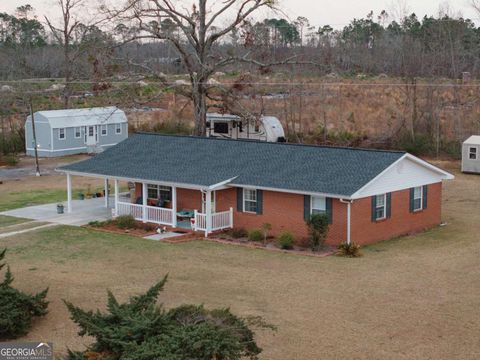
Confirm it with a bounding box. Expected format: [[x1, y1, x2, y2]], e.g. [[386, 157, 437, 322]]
[[0, 0, 478, 27]]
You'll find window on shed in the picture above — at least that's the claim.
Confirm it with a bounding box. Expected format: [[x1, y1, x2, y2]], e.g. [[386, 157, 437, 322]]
[[469, 147, 478, 160], [74, 127, 81, 138], [243, 189, 257, 213], [375, 194, 386, 220], [101, 125, 107, 136], [115, 123, 122, 134], [413, 186, 423, 211], [213, 122, 229, 134], [59, 128, 66, 140], [311, 196, 326, 215]]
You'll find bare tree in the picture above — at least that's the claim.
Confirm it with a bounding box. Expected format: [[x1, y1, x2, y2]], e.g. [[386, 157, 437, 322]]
[[110, 0, 279, 136]]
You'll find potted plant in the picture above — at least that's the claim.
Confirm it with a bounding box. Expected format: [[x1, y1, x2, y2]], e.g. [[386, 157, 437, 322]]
[[78, 192, 85, 200], [85, 185, 93, 199]]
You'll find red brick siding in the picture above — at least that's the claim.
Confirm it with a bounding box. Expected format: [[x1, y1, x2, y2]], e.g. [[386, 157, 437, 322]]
[[215, 188, 347, 245], [132, 182, 443, 245], [350, 182, 442, 245]]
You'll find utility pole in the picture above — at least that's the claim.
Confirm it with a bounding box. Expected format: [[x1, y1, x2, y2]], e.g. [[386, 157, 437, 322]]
[[29, 99, 40, 177]]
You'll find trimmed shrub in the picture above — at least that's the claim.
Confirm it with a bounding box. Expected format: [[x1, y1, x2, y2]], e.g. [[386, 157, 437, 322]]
[[336, 242, 363, 258], [65, 275, 271, 360], [231, 227, 248, 239], [116, 215, 137, 229], [0, 249, 49, 340], [278, 232, 294, 250], [306, 213, 330, 252], [248, 229, 263, 242]]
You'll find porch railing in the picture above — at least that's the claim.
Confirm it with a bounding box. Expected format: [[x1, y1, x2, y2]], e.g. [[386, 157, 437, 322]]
[[116, 202, 174, 226], [194, 208, 233, 233], [117, 202, 143, 220]]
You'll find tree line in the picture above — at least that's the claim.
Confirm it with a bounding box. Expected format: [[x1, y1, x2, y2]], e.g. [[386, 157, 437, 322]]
[[1, 5, 480, 81]]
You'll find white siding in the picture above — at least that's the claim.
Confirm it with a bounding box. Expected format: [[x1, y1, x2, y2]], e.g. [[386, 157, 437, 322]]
[[352, 156, 452, 198], [462, 138, 480, 174]]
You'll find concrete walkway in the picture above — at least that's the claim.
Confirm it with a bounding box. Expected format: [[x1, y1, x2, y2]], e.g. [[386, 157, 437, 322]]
[[0, 198, 112, 226], [0, 223, 57, 239]]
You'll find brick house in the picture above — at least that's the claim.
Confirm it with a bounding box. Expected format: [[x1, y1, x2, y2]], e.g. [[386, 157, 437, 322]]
[[59, 133, 454, 245]]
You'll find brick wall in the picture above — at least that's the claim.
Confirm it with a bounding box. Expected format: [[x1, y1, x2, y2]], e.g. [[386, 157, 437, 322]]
[[132, 182, 443, 246], [215, 188, 347, 245], [350, 182, 442, 245]]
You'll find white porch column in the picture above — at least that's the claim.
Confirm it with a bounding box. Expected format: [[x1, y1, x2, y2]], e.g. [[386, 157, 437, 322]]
[[104, 178, 109, 208], [114, 179, 119, 216], [229, 207, 234, 229], [347, 201, 351, 245], [142, 183, 147, 223], [205, 190, 212, 237], [171, 186, 177, 228], [67, 173, 72, 213]]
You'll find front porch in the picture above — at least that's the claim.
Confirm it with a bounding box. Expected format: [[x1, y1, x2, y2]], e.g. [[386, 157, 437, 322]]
[[65, 174, 234, 236]]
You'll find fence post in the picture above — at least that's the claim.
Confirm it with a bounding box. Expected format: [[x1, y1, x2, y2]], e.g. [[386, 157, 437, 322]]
[[229, 207, 233, 229]]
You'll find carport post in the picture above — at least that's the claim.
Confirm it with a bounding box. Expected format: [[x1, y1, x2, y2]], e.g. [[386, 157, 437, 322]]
[[67, 173, 72, 213], [142, 183, 147, 223], [104, 178, 109, 208], [114, 179, 119, 216], [172, 186, 177, 228]]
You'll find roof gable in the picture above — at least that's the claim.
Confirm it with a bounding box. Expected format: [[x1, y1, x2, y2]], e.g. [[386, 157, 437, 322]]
[[59, 133, 406, 197], [351, 154, 454, 199]]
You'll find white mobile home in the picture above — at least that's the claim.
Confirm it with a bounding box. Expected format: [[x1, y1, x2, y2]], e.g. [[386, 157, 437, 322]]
[[462, 135, 480, 174], [206, 113, 286, 142], [25, 107, 128, 157]]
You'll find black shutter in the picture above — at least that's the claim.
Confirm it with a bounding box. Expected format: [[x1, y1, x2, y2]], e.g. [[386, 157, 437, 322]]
[[256, 190, 263, 215], [371, 195, 377, 222], [304, 195, 311, 221], [409, 188, 415, 213], [326, 198, 333, 224], [386, 193, 392, 218], [236, 188, 243, 212], [423, 185, 428, 210]]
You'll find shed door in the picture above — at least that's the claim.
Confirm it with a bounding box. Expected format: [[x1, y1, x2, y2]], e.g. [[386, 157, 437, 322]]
[[86, 125, 97, 145]]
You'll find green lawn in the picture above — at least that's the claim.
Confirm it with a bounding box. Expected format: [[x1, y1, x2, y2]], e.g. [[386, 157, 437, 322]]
[[0, 189, 70, 212], [1, 164, 478, 359], [0, 215, 30, 227]]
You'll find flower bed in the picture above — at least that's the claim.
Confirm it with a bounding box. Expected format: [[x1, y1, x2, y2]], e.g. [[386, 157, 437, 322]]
[[85, 219, 158, 237]]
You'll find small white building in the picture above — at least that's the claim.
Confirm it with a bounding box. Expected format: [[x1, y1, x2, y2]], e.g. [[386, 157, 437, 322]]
[[25, 107, 128, 157], [462, 135, 480, 174]]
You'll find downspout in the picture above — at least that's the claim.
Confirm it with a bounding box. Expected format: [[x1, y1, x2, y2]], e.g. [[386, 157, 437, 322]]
[[340, 199, 353, 245]]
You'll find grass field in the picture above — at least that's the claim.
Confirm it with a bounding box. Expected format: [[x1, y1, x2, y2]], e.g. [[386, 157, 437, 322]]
[[0, 161, 479, 359]]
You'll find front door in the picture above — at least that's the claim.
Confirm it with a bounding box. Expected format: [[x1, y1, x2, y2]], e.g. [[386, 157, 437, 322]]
[[86, 125, 97, 145]]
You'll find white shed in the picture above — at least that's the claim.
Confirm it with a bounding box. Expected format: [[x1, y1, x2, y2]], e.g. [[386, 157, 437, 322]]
[[25, 107, 128, 157], [462, 135, 480, 174]]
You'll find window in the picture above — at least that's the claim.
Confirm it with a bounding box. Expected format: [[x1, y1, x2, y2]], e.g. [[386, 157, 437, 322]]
[[202, 191, 216, 213], [115, 123, 122, 134], [413, 186, 423, 211], [88, 126, 94, 137], [147, 184, 171, 201], [101, 125, 107, 136], [469, 146, 478, 160], [213, 122, 229, 134], [311, 196, 326, 215], [243, 189, 257, 213], [58, 128, 66, 140], [375, 194, 386, 220], [74, 127, 81, 139]]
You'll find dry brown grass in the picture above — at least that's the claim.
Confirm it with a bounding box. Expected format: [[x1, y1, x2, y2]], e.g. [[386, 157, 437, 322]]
[[0, 160, 479, 359]]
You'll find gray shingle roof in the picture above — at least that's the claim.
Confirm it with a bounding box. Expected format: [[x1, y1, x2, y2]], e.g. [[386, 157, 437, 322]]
[[58, 133, 405, 197]]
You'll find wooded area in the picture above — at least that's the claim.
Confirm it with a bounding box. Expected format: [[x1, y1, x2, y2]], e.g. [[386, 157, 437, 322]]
[[1, 1, 480, 160]]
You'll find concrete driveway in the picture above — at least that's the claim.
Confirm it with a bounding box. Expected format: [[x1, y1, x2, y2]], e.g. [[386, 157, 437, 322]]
[[0, 198, 112, 226]]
